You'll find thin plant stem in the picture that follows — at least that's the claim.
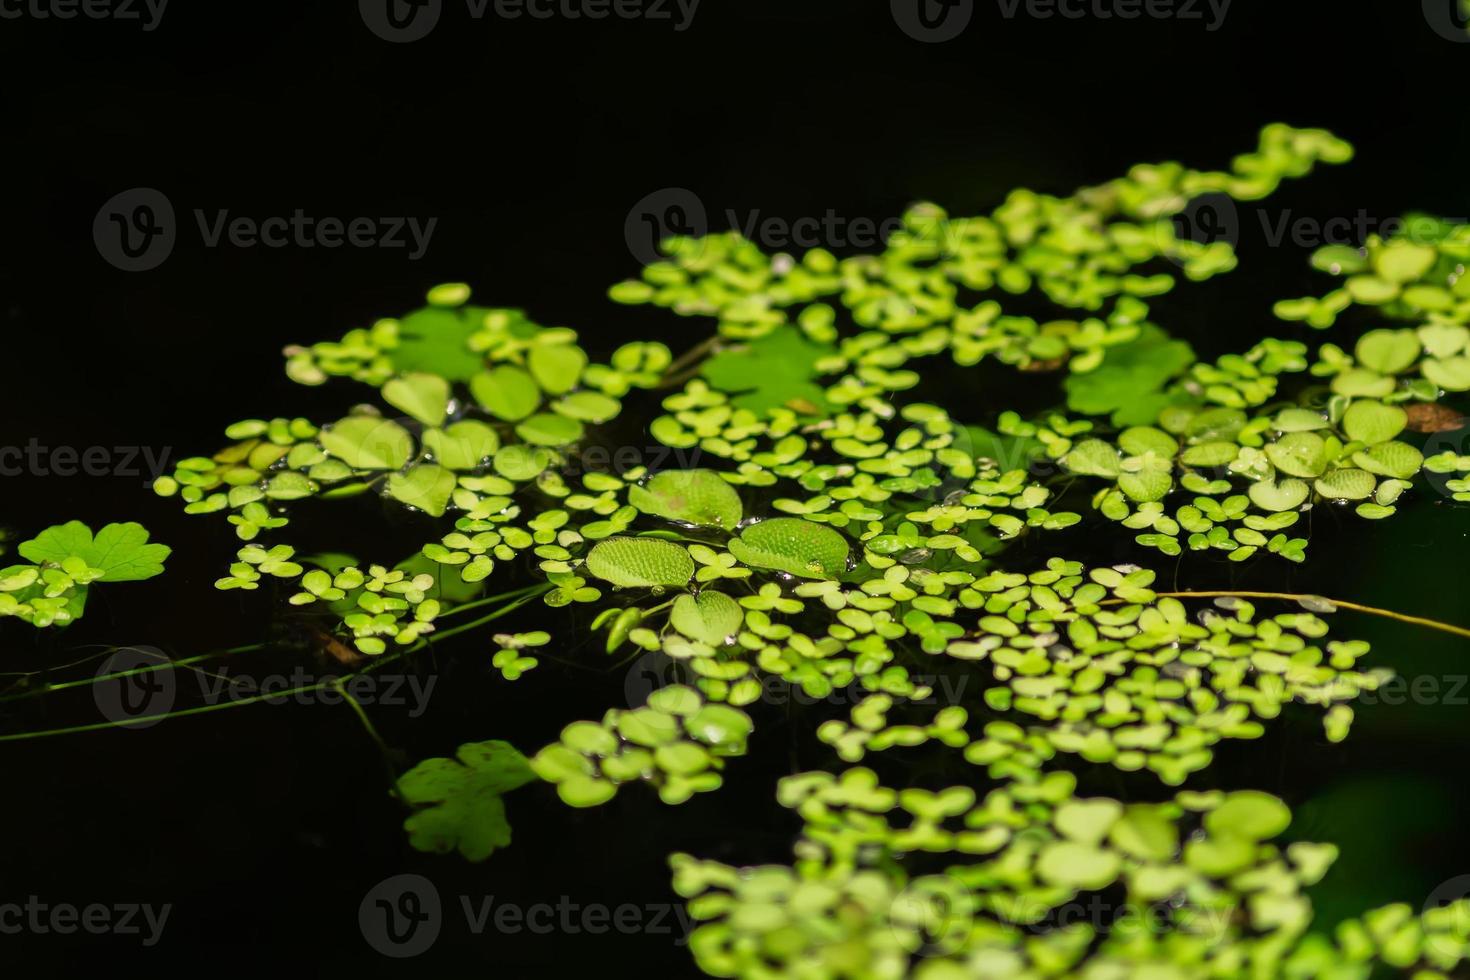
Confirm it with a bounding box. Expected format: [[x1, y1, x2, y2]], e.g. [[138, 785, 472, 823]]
[[0, 643, 267, 705]]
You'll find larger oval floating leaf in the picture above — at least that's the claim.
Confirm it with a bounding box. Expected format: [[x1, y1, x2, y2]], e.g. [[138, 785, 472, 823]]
[[387, 463, 457, 517], [670, 591, 743, 645], [727, 518, 848, 579], [423, 420, 500, 471], [1341, 400, 1406, 445], [383, 372, 450, 427], [585, 537, 695, 588], [471, 366, 541, 421], [320, 417, 415, 470], [528, 344, 587, 395], [629, 470, 743, 529]]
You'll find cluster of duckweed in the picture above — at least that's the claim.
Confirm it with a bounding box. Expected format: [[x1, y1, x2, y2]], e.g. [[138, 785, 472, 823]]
[[56, 124, 1467, 977]]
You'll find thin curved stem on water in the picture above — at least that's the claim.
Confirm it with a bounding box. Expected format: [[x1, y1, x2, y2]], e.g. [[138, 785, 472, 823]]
[[436, 582, 552, 620], [0, 643, 267, 704], [1109, 591, 1470, 641]]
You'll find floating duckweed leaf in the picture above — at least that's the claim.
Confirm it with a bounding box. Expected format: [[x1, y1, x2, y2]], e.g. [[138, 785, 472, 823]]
[[515, 412, 585, 447], [1341, 401, 1407, 445], [671, 591, 743, 645], [397, 740, 536, 861], [423, 420, 499, 470], [629, 470, 743, 528], [1352, 441, 1423, 480], [1249, 478, 1310, 512], [492, 444, 552, 482], [19, 521, 171, 582], [1266, 432, 1328, 478], [554, 391, 622, 423], [1355, 330, 1421, 375], [1110, 805, 1178, 861], [585, 537, 695, 588], [383, 372, 451, 427], [1062, 440, 1122, 478], [1273, 408, 1329, 432], [728, 518, 849, 579], [1053, 799, 1122, 844], [320, 417, 415, 470], [1036, 840, 1121, 890], [1372, 241, 1437, 283], [1204, 790, 1291, 840], [1314, 468, 1376, 501], [1118, 470, 1172, 503], [529, 344, 588, 395], [387, 464, 457, 517], [1424, 355, 1470, 392], [471, 366, 542, 421]]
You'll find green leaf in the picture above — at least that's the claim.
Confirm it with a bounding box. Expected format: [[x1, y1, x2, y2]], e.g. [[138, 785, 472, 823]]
[[382, 372, 451, 427], [386, 464, 457, 517], [727, 518, 849, 579], [515, 413, 585, 447], [1372, 241, 1437, 283], [1265, 432, 1328, 478], [700, 326, 835, 416], [629, 470, 744, 528], [1352, 441, 1423, 480], [585, 537, 695, 588], [1314, 468, 1376, 501], [320, 417, 415, 470], [553, 391, 622, 423], [1118, 470, 1172, 503], [492, 445, 552, 482], [1204, 790, 1291, 840], [1249, 478, 1310, 512], [1062, 440, 1122, 478], [1035, 840, 1121, 890], [528, 344, 588, 395], [423, 420, 500, 470], [1354, 329, 1421, 375], [670, 591, 743, 645], [19, 521, 171, 583], [397, 740, 536, 862], [1424, 355, 1470, 392], [471, 366, 542, 421], [1341, 401, 1407, 445], [1110, 805, 1178, 861]]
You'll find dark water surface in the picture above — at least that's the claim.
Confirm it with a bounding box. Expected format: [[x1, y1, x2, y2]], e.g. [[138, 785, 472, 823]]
[[2, 2, 1470, 975]]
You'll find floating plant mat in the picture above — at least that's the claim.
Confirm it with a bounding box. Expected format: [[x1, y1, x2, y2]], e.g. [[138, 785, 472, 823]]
[[7, 124, 1470, 977]]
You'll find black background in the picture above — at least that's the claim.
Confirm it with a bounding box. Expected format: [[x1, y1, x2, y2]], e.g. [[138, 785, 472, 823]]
[[2, 1, 1470, 976]]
